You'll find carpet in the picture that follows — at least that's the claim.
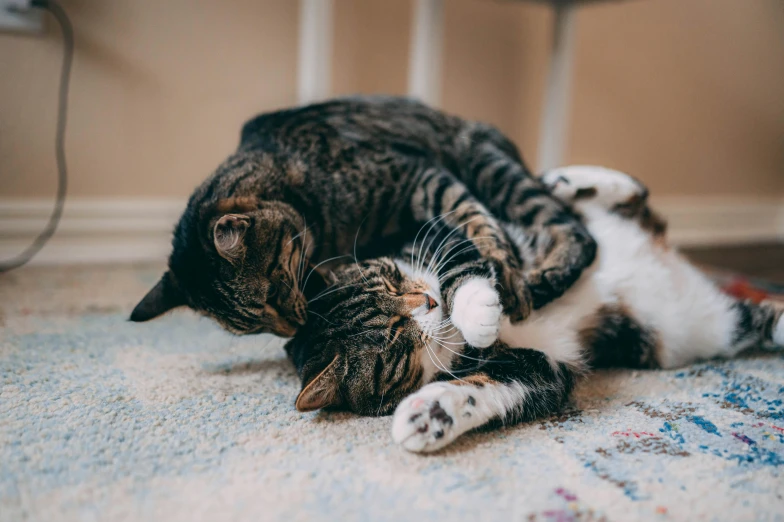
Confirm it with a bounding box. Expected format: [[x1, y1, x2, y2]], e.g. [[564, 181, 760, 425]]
[[1, 264, 783, 522]]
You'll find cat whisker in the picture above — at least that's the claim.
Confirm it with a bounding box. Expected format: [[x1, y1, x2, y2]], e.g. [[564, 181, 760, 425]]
[[422, 342, 451, 375], [278, 278, 293, 292], [427, 243, 490, 282], [418, 214, 488, 275], [296, 222, 310, 290], [430, 237, 495, 278], [434, 235, 493, 265], [285, 223, 308, 249], [309, 281, 365, 303], [306, 309, 336, 325], [425, 215, 484, 272], [376, 389, 387, 416], [433, 243, 495, 284], [347, 328, 380, 339], [415, 214, 467, 274], [299, 226, 315, 292], [352, 216, 372, 286], [430, 337, 466, 346], [424, 343, 467, 384], [303, 254, 353, 292], [411, 209, 460, 273], [430, 337, 493, 364], [430, 322, 456, 333]]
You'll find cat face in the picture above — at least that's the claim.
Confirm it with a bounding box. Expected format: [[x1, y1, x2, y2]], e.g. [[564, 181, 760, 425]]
[[285, 258, 455, 416], [131, 199, 313, 337]]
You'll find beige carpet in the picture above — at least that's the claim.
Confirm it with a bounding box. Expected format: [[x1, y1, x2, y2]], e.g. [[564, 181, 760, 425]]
[[1, 264, 783, 521]]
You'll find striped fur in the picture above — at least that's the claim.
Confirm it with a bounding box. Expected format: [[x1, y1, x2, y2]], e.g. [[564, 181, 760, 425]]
[[130, 96, 596, 338], [290, 166, 784, 453]]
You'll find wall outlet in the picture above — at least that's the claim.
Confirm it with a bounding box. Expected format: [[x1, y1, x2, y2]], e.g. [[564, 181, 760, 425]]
[[0, 0, 44, 34]]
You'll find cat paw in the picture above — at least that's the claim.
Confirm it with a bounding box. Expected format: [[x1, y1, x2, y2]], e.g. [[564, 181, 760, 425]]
[[542, 166, 644, 209], [392, 384, 472, 452], [451, 278, 502, 348]]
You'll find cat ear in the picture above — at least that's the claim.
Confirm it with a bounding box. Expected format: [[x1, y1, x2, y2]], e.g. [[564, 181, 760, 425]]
[[295, 356, 342, 412], [130, 271, 185, 322], [214, 214, 250, 262]]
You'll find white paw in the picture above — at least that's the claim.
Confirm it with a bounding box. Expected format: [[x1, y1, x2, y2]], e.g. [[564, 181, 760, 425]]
[[391, 384, 473, 453], [451, 278, 501, 348], [542, 165, 642, 207]]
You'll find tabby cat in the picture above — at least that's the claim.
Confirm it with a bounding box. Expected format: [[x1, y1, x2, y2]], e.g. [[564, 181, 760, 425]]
[[286, 166, 784, 452], [129, 97, 595, 341]]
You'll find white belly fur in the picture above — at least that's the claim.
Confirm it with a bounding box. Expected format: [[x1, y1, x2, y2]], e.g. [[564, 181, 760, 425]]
[[499, 207, 737, 369]]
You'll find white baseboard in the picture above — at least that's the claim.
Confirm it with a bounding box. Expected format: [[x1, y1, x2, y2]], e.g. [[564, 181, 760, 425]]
[[0, 197, 782, 266], [0, 199, 183, 266], [652, 197, 784, 247]]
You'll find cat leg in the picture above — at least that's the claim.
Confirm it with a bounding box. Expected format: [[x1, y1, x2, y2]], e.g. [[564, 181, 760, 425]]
[[391, 345, 577, 452], [541, 166, 646, 208], [656, 295, 784, 369], [454, 124, 597, 319], [728, 299, 784, 353], [541, 165, 667, 237], [407, 167, 524, 347]]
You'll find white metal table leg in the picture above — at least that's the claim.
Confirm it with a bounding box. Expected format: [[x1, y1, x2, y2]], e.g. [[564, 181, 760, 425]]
[[297, 0, 334, 105], [407, 0, 444, 106], [537, 3, 577, 172]]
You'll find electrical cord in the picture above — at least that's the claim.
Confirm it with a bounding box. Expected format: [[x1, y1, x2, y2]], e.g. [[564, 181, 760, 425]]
[[0, 0, 72, 272]]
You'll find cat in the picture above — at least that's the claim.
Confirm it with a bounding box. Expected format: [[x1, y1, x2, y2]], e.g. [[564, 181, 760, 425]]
[[285, 166, 784, 453], [129, 96, 596, 342]]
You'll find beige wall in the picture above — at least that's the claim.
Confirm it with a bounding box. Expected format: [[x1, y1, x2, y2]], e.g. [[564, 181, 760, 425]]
[[1, 0, 299, 198], [569, 0, 784, 196], [2, 0, 783, 199]]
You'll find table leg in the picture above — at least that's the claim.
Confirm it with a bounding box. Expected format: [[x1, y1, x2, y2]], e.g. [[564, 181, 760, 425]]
[[537, 3, 576, 172], [297, 0, 334, 105], [407, 0, 444, 106]]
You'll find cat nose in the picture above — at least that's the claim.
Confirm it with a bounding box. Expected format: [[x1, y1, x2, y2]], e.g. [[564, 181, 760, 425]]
[[425, 293, 438, 311]]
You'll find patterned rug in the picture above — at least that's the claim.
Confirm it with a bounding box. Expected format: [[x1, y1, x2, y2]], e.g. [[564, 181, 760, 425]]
[[1, 264, 782, 522]]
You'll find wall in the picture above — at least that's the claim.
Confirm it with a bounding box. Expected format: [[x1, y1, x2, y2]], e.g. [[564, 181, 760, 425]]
[[0, 0, 299, 199], [569, 0, 784, 197], [1, 0, 783, 201]]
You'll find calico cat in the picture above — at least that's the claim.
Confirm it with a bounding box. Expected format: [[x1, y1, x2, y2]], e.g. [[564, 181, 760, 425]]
[[129, 96, 595, 340], [285, 166, 784, 452]]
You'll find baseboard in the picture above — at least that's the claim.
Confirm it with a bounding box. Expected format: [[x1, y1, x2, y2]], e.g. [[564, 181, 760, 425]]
[[652, 197, 784, 247], [0, 199, 183, 265], [1, 196, 782, 266]]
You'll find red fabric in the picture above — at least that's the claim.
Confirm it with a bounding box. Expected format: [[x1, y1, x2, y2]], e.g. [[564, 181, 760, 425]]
[[722, 278, 770, 304]]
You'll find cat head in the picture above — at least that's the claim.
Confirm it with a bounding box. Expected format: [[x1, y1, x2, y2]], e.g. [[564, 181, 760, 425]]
[[285, 258, 453, 416], [131, 196, 320, 337]]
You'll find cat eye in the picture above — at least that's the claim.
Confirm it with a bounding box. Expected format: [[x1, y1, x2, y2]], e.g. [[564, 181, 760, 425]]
[[267, 283, 278, 298]]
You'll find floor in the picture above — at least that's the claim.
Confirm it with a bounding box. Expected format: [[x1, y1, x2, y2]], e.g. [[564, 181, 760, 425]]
[[1, 250, 783, 521]]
